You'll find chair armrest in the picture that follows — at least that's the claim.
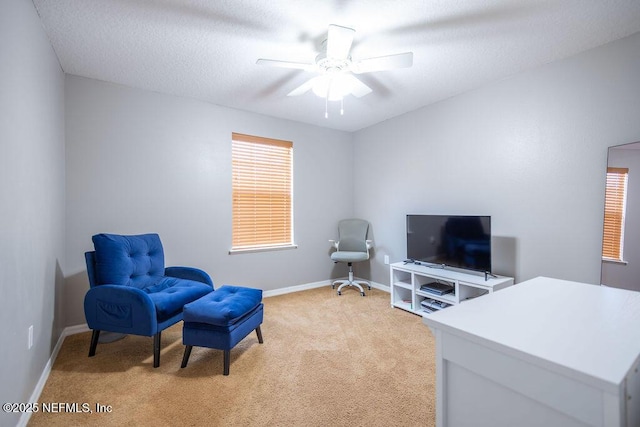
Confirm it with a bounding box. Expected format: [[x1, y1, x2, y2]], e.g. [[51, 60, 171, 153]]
[[366, 240, 373, 250], [329, 239, 339, 250], [165, 266, 214, 287], [84, 285, 157, 336]]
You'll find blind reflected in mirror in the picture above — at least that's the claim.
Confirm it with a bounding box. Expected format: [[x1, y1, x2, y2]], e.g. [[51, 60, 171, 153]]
[[601, 142, 640, 291]]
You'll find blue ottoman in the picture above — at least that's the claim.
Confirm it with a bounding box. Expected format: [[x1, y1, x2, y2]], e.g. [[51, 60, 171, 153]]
[[180, 285, 264, 375]]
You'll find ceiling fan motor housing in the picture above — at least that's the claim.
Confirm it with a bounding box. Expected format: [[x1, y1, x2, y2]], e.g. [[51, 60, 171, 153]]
[[315, 52, 351, 74]]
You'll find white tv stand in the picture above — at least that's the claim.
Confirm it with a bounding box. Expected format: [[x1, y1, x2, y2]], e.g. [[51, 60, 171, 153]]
[[389, 261, 514, 316]]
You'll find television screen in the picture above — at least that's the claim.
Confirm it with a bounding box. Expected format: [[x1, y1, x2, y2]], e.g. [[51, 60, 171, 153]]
[[406, 215, 491, 273]]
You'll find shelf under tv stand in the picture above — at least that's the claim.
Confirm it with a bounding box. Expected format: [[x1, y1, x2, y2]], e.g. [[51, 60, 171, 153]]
[[389, 261, 514, 316]]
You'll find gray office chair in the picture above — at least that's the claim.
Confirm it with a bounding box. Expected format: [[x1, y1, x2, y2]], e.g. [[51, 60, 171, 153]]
[[329, 219, 373, 296]]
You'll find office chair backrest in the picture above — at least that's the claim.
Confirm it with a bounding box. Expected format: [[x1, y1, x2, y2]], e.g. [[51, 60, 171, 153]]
[[337, 219, 369, 252]]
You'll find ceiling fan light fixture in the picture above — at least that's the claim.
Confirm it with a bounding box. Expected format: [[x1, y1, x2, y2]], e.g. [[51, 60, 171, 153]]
[[311, 73, 353, 101]]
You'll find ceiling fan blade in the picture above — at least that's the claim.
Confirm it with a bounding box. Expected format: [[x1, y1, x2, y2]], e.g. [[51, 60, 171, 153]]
[[345, 75, 372, 98], [256, 58, 314, 71], [326, 24, 355, 60], [286, 77, 320, 97], [352, 52, 413, 74]]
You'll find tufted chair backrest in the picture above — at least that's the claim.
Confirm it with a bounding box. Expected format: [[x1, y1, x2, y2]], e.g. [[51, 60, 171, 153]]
[[92, 233, 165, 289]]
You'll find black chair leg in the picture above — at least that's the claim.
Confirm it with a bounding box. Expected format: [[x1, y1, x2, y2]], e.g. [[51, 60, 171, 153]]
[[88, 330, 100, 357], [255, 326, 264, 344], [181, 345, 193, 368], [223, 350, 230, 376], [153, 332, 161, 368]]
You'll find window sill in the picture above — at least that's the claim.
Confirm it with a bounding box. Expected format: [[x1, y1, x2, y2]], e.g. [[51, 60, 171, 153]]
[[602, 258, 628, 265], [229, 244, 298, 255]]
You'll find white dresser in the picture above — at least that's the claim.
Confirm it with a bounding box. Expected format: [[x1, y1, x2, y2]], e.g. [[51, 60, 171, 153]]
[[423, 277, 640, 427]]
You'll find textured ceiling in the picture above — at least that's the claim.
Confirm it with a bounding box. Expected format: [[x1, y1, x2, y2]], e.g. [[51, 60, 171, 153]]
[[33, 0, 640, 132]]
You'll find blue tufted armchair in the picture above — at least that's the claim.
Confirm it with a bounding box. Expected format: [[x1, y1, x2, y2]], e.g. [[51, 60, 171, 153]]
[[84, 233, 213, 368]]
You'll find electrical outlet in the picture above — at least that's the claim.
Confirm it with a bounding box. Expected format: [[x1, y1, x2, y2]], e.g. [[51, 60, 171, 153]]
[[384, 255, 390, 265], [28, 325, 33, 349]]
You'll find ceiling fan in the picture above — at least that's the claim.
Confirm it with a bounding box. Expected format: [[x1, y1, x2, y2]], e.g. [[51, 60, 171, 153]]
[[257, 24, 413, 111]]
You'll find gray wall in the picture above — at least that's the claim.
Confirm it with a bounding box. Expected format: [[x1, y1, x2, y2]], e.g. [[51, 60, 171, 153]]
[[601, 146, 640, 290], [63, 75, 354, 325], [0, 0, 66, 425], [6, 1, 640, 415], [352, 32, 640, 286]]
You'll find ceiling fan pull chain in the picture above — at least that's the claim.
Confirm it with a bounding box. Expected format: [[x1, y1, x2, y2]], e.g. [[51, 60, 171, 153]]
[[325, 96, 328, 119]]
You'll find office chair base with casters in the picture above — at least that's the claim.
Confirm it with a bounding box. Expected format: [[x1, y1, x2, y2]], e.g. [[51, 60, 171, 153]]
[[331, 262, 371, 296]]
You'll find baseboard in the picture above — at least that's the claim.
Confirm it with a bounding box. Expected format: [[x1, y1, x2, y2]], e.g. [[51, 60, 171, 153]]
[[368, 280, 390, 293], [263, 278, 388, 297], [21, 278, 389, 426], [17, 324, 89, 427], [64, 323, 90, 335], [263, 279, 332, 297]]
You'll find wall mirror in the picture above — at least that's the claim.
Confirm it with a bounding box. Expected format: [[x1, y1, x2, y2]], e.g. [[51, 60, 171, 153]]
[[601, 141, 640, 291]]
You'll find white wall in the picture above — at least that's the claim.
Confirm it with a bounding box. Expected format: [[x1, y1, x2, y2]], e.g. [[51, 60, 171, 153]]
[[601, 146, 640, 290], [353, 32, 640, 286], [64, 76, 353, 325], [0, 0, 66, 425]]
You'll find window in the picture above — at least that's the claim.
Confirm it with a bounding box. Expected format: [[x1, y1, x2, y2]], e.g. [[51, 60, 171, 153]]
[[602, 167, 628, 261], [231, 133, 294, 252]]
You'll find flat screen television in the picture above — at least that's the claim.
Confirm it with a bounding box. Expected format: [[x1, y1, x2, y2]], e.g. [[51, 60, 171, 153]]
[[406, 215, 491, 273]]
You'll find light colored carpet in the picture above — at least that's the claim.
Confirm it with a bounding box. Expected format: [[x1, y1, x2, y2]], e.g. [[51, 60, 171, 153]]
[[29, 286, 436, 426]]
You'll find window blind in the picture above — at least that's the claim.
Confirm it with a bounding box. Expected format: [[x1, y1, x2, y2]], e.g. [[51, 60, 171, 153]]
[[231, 133, 293, 250], [602, 167, 628, 261]]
